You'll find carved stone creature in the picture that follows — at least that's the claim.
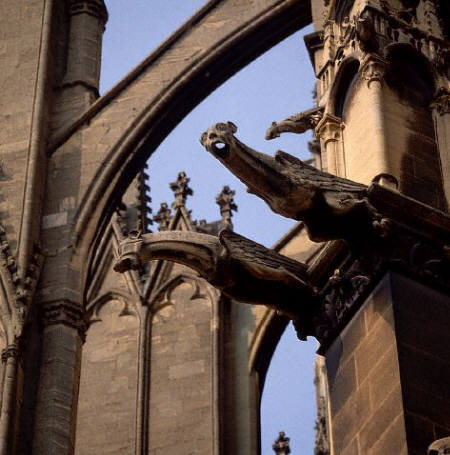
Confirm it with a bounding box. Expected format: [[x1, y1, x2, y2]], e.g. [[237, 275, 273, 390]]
[[200, 122, 373, 241], [355, 15, 379, 53], [428, 437, 450, 455], [114, 229, 317, 326], [265, 107, 324, 140]]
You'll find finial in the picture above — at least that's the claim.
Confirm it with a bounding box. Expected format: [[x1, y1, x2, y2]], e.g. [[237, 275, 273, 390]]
[[273, 431, 291, 455], [216, 185, 237, 230], [153, 203, 172, 231], [170, 171, 193, 209]]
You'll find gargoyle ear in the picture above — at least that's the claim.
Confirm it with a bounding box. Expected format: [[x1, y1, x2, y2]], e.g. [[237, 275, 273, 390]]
[[200, 131, 208, 146], [227, 121, 237, 133]]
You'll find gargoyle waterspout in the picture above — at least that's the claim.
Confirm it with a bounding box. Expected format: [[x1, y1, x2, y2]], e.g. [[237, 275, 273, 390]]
[[200, 122, 374, 241], [114, 229, 317, 329]]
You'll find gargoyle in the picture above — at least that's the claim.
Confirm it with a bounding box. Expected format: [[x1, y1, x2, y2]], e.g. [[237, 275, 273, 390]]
[[200, 122, 373, 241], [265, 107, 324, 140], [355, 15, 379, 53], [114, 229, 317, 335]]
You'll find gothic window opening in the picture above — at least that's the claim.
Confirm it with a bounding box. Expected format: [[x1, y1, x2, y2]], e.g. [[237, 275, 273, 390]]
[[259, 322, 317, 454]]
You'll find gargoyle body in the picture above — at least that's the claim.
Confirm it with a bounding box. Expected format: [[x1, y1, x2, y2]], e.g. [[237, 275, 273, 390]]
[[200, 122, 372, 241], [114, 229, 317, 332], [265, 107, 324, 140]]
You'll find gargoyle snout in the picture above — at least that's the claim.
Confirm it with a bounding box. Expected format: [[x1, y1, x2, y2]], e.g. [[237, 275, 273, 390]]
[[200, 122, 237, 159]]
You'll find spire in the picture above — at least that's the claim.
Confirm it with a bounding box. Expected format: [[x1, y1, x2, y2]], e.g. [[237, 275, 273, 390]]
[[216, 185, 237, 230], [170, 171, 193, 209], [273, 431, 291, 455], [153, 203, 172, 231]]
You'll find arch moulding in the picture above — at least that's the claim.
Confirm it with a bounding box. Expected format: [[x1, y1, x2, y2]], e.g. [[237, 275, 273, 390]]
[[48, 0, 312, 271]]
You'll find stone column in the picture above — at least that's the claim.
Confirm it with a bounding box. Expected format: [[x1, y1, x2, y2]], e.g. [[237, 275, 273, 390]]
[[32, 300, 85, 455], [0, 345, 19, 455], [55, 0, 108, 126], [63, 0, 108, 96], [359, 54, 389, 176], [316, 114, 346, 177], [431, 88, 450, 207]]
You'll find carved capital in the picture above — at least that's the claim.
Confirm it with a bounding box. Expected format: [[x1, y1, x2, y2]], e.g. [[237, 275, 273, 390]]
[[360, 55, 387, 87], [1, 345, 19, 363], [69, 0, 108, 23], [40, 300, 86, 338], [431, 88, 450, 116], [316, 114, 344, 145]]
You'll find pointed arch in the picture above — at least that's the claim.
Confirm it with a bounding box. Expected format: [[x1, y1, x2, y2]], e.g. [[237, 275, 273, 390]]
[[57, 0, 312, 272]]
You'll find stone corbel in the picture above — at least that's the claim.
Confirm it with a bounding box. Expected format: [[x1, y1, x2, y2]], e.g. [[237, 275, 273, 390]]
[[360, 54, 387, 88]]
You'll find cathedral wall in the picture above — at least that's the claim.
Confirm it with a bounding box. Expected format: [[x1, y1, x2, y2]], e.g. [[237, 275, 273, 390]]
[[324, 275, 407, 455], [0, 0, 47, 252], [390, 274, 450, 455], [383, 84, 445, 209], [325, 272, 450, 455], [75, 300, 139, 455], [148, 281, 217, 454], [340, 57, 446, 211]]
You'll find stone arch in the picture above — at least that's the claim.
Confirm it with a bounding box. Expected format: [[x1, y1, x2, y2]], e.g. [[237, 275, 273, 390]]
[[249, 309, 289, 394], [57, 0, 312, 273], [329, 56, 361, 117], [85, 289, 138, 324]]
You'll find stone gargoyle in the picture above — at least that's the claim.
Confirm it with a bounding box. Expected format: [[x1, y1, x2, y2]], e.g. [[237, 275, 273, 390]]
[[265, 106, 323, 140], [114, 229, 317, 337], [200, 122, 374, 242]]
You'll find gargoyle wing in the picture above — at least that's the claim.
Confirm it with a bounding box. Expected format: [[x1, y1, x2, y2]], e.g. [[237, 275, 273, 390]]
[[218, 229, 309, 284], [274, 150, 367, 194]]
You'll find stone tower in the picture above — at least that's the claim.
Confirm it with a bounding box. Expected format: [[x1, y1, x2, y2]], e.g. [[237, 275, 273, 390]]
[[0, 1, 449, 455]]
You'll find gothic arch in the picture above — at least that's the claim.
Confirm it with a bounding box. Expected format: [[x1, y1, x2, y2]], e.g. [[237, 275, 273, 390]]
[[57, 0, 312, 273], [328, 56, 361, 117], [248, 309, 289, 393], [85, 289, 138, 325]]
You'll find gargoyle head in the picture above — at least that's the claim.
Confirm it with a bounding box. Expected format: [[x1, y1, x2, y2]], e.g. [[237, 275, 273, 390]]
[[200, 122, 238, 159]]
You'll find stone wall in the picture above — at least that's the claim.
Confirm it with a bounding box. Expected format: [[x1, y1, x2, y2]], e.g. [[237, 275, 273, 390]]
[[148, 280, 217, 454], [75, 300, 139, 455], [325, 275, 407, 455], [325, 273, 450, 455]]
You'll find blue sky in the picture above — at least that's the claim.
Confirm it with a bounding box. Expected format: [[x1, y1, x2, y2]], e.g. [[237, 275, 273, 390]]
[[102, 1, 318, 453]]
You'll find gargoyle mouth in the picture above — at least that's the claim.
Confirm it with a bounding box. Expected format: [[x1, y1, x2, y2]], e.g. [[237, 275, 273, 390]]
[[210, 140, 230, 159]]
